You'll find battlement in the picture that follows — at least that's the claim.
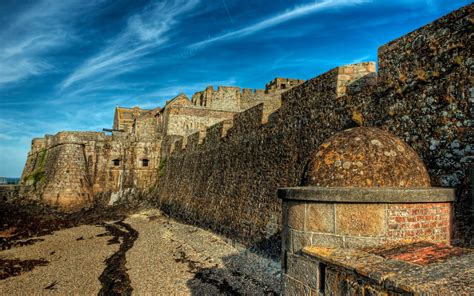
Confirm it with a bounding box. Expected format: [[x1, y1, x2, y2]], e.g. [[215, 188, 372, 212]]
[[41, 131, 108, 149], [168, 63, 372, 156], [265, 77, 304, 92], [190, 77, 305, 114], [31, 138, 46, 153]]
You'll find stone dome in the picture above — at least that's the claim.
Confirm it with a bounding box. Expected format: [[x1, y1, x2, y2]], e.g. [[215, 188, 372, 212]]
[[305, 127, 431, 187]]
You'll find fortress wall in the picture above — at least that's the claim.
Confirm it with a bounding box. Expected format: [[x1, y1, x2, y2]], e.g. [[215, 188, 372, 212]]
[[160, 135, 183, 157], [202, 120, 226, 148], [200, 119, 234, 149], [165, 106, 235, 137], [266, 78, 305, 91], [20, 147, 43, 185], [21, 131, 161, 209], [240, 88, 275, 107], [156, 4, 473, 249], [192, 86, 241, 111], [185, 131, 202, 151], [130, 141, 162, 189], [226, 103, 264, 140], [192, 82, 293, 118], [377, 5, 471, 88], [82, 136, 161, 193], [41, 143, 93, 210], [134, 115, 158, 139], [157, 65, 365, 249], [31, 138, 46, 152]]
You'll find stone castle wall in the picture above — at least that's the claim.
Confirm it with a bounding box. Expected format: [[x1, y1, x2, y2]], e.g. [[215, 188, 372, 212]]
[[17, 4, 473, 247], [165, 106, 236, 137], [156, 4, 473, 249], [191, 78, 303, 120], [21, 131, 161, 210], [156, 63, 376, 250]]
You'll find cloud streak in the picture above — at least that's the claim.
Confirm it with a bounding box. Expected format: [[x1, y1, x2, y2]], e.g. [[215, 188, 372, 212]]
[[59, 0, 200, 91], [0, 0, 105, 87], [189, 0, 370, 48]]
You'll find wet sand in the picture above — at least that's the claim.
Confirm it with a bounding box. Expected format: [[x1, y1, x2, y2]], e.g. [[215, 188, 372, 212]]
[[0, 205, 280, 295]]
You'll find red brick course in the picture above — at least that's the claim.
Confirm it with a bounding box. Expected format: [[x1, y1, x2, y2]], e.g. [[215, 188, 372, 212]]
[[387, 203, 451, 243]]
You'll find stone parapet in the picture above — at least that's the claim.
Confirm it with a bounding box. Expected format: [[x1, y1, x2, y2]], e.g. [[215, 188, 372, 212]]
[[280, 187, 454, 253], [284, 244, 473, 295]]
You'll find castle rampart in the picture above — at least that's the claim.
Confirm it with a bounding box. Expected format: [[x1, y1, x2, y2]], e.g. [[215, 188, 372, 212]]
[[18, 4, 473, 249], [156, 4, 473, 250], [21, 130, 161, 210]]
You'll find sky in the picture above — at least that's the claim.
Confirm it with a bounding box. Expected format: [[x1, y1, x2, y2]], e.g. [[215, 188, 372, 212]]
[[0, 0, 470, 177]]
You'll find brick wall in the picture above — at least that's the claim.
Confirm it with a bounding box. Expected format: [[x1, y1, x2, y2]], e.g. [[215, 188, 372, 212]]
[[386, 203, 451, 242]]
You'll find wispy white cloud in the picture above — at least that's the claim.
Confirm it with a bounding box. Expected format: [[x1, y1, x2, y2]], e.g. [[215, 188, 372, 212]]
[[0, 0, 105, 87], [59, 0, 200, 91], [189, 0, 370, 48]]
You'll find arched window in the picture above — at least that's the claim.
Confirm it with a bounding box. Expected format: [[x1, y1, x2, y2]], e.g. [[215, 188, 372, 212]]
[[113, 159, 120, 166], [142, 159, 149, 167]]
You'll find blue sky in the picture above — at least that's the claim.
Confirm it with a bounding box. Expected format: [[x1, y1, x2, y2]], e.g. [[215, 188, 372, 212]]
[[0, 0, 470, 177]]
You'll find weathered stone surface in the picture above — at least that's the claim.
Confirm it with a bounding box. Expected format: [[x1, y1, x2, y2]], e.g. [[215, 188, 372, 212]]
[[21, 131, 161, 211], [287, 201, 305, 231], [335, 204, 386, 237], [310, 233, 344, 248], [303, 244, 474, 295], [306, 127, 431, 188], [324, 267, 340, 295], [306, 203, 334, 233], [282, 274, 311, 296], [286, 253, 319, 289], [290, 229, 312, 253], [343, 236, 383, 249]]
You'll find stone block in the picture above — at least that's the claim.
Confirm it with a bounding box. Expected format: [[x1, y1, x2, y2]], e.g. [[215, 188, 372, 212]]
[[306, 203, 334, 233], [282, 274, 311, 296], [291, 229, 312, 253], [336, 204, 386, 236], [324, 267, 340, 295], [288, 201, 305, 231], [311, 233, 344, 248], [343, 236, 382, 249], [286, 253, 319, 289]]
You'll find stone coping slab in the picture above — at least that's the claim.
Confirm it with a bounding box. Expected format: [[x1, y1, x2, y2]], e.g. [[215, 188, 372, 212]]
[[302, 244, 474, 294], [278, 187, 455, 203]]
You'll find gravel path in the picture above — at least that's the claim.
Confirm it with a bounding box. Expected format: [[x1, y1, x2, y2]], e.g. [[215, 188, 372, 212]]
[[0, 209, 281, 295]]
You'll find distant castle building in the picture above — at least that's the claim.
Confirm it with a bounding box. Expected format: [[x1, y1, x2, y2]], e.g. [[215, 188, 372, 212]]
[[20, 78, 304, 210]]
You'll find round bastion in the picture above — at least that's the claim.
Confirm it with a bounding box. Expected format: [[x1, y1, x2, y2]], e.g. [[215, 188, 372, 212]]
[[279, 127, 455, 254]]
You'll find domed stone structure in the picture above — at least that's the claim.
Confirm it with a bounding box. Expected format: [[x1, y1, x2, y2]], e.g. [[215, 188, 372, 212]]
[[306, 127, 431, 187]]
